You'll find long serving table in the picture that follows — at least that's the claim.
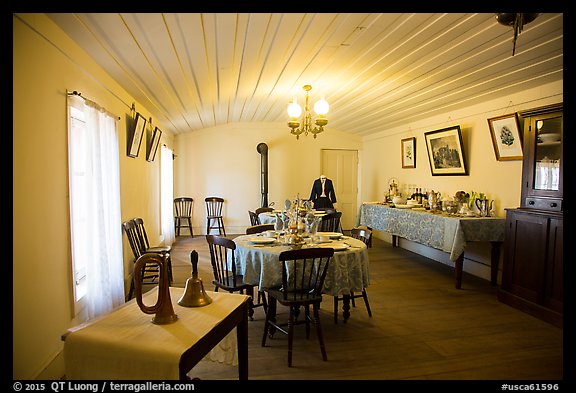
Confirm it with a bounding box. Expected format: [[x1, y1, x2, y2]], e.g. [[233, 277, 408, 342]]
[[233, 234, 370, 322], [358, 202, 506, 289], [62, 287, 249, 380]]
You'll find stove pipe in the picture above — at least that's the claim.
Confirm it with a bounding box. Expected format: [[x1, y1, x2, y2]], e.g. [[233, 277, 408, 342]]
[[256, 143, 268, 208]]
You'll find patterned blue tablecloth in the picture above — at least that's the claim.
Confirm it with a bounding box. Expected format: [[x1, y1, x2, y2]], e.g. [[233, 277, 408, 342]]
[[233, 235, 370, 296], [358, 203, 505, 261]]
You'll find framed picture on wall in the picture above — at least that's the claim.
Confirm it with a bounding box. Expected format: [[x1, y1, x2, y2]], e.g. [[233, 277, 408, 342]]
[[424, 125, 468, 176], [128, 112, 146, 158], [401, 137, 416, 168], [487, 113, 523, 161], [146, 126, 162, 162]]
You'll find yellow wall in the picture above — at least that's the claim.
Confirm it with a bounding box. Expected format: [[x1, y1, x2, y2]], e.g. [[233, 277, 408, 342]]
[[13, 14, 173, 379]]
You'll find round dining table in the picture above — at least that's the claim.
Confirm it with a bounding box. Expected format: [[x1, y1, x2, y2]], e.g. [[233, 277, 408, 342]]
[[233, 233, 370, 322]]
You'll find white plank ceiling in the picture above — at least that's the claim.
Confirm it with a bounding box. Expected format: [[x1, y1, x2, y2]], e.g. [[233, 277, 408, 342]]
[[46, 13, 563, 137]]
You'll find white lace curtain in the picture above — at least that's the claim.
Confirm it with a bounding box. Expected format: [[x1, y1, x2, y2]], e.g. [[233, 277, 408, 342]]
[[160, 144, 175, 246], [535, 158, 560, 191], [67, 94, 125, 320]]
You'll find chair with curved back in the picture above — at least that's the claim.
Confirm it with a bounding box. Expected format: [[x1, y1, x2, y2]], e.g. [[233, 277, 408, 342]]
[[319, 211, 342, 233], [122, 219, 160, 301], [333, 226, 373, 323], [255, 207, 274, 215], [262, 247, 334, 367], [248, 211, 260, 226], [133, 217, 173, 283], [245, 224, 275, 235], [205, 234, 266, 319], [205, 197, 226, 236], [174, 197, 194, 237]]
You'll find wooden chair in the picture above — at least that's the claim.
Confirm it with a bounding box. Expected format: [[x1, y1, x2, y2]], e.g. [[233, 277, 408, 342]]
[[262, 247, 334, 367], [174, 197, 194, 237], [205, 235, 266, 318], [248, 210, 260, 226], [255, 207, 274, 215], [133, 217, 173, 283], [333, 227, 373, 323], [122, 220, 159, 300], [205, 197, 226, 236], [319, 211, 342, 233], [245, 224, 275, 235], [355, 225, 373, 247]]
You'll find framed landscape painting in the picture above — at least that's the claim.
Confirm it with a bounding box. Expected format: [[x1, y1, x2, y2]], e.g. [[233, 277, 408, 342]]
[[424, 125, 468, 176], [401, 137, 416, 168], [487, 113, 523, 161]]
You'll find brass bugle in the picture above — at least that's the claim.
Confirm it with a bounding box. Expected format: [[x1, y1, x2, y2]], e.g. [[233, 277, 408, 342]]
[[134, 253, 178, 324]]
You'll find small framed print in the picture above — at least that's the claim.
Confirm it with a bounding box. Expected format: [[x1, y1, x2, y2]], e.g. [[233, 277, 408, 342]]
[[128, 112, 146, 158], [487, 113, 523, 161], [424, 125, 468, 176], [146, 127, 162, 162], [401, 137, 416, 168]]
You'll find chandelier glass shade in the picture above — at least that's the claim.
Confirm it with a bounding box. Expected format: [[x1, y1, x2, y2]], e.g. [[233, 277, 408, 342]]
[[287, 85, 329, 139]]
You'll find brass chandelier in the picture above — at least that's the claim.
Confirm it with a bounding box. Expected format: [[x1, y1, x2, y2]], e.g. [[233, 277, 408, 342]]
[[287, 85, 329, 139]]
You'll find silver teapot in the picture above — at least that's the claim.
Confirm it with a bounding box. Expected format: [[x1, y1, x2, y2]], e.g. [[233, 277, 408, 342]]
[[475, 198, 494, 217]]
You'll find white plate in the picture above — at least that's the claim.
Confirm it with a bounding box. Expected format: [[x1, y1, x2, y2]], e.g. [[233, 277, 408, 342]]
[[247, 237, 276, 244], [318, 242, 349, 251], [394, 204, 414, 209], [406, 203, 423, 207], [538, 133, 560, 142], [316, 232, 343, 239]]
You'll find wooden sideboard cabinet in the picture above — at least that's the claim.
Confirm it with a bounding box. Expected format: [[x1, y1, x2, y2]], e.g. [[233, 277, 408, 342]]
[[497, 209, 563, 327], [497, 103, 563, 328]]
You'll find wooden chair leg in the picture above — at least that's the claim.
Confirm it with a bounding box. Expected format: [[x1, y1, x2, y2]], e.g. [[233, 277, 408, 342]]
[[288, 306, 295, 367], [187, 218, 193, 237], [333, 296, 339, 324], [304, 305, 311, 339], [313, 303, 328, 361], [167, 255, 173, 283], [258, 290, 268, 314], [362, 289, 372, 317], [247, 287, 255, 321], [219, 217, 226, 236]]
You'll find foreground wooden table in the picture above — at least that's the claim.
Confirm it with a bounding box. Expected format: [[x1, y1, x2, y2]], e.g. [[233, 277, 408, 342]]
[[63, 288, 249, 380]]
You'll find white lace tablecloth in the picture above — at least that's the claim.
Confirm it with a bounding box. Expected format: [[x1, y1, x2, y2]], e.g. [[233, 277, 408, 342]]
[[233, 235, 370, 296], [358, 203, 505, 261], [63, 288, 247, 380]]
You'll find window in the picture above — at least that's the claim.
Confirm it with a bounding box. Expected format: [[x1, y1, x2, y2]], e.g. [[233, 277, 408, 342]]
[[67, 94, 125, 321], [160, 144, 175, 246]]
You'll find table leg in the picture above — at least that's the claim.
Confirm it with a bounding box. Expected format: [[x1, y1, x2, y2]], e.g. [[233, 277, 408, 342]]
[[342, 294, 351, 323], [454, 253, 464, 289], [392, 235, 398, 247], [236, 302, 249, 380], [490, 241, 501, 286]]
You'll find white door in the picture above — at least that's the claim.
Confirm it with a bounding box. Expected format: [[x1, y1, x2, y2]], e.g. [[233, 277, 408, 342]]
[[321, 149, 358, 231]]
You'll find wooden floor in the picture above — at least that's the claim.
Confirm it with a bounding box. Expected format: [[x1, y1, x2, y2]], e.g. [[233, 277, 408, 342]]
[[166, 233, 563, 381]]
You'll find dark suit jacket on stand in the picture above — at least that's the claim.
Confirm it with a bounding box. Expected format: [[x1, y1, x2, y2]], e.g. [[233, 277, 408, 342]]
[[309, 177, 336, 208]]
